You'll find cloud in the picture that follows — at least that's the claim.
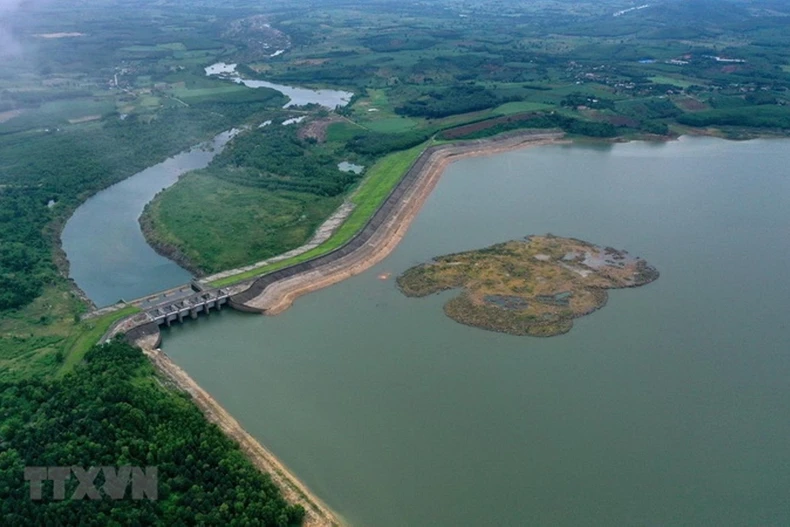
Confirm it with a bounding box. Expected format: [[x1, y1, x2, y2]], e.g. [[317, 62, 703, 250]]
[[0, 0, 25, 57], [0, 0, 25, 14]]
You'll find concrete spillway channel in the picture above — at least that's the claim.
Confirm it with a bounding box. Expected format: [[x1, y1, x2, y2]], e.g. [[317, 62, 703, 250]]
[[102, 282, 231, 348]]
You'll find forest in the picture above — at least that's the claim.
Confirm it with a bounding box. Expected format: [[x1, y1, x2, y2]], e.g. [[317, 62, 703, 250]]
[[0, 340, 304, 526], [394, 85, 506, 119], [210, 124, 361, 197]]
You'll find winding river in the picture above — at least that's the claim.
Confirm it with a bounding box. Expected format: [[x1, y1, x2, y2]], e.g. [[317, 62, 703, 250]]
[[61, 70, 352, 307], [158, 137, 790, 526]]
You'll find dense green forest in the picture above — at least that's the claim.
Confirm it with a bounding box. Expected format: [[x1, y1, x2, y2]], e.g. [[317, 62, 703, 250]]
[[210, 124, 361, 196], [0, 340, 304, 526], [346, 130, 433, 157], [677, 106, 790, 129], [394, 85, 506, 119]]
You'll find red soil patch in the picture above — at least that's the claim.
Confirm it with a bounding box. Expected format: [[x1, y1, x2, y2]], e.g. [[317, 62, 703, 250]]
[[297, 116, 343, 142], [676, 97, 708, 111], [440, 112, 540, 139]]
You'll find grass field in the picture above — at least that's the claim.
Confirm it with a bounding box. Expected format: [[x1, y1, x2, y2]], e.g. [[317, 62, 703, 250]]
[[365, 117, 419, 133], [494, 101, 553, 115], [142, 172, 343, 274], [326, 121, 366, 142], [649, 76, 694, 88], [0, 97, 115, 133], [59, 305, 141, 374], [352, 88, 423, 131], [210, 142, 427, 287], [0, 284, 139, 381]]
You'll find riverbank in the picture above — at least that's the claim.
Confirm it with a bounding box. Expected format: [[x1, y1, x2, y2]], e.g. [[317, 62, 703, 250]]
[[233, 131, 567, 313]]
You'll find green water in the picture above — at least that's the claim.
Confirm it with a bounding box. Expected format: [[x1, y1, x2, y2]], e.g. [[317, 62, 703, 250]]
[[162, 137, 790, 526]]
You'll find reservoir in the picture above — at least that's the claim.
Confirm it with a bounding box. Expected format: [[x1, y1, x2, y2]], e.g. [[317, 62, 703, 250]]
[[161, 137, 790, 526]]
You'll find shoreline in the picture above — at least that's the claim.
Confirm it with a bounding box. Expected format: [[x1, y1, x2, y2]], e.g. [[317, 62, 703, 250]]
[[234, 131, 568, 313], [142, 344, 343, 527]]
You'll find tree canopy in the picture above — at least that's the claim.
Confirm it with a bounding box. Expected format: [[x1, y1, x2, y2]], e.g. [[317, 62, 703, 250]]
[[0, 340, 305, 526]]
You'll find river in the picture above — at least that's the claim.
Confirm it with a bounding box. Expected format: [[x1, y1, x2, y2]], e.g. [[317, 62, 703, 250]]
[[61, 71, 352, 307], [204, 62, 353, 108], [159, 137, 790, 526]]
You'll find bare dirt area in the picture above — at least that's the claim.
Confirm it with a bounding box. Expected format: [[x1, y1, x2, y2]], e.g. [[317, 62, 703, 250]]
[[0, 109, 24, 123], [298, 115, 344, 142]]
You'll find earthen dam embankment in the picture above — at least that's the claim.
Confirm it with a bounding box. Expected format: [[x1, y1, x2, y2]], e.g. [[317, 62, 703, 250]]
[[230, 130, 566, 314]]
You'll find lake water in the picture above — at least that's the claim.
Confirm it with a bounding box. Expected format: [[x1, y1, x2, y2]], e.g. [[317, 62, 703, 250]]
[[63, 74, 353, 307], [338, 161, 365, 174], [161, 137, 790, 526]]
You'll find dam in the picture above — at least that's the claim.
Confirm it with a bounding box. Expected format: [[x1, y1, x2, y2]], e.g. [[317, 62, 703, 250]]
[[148, 287, 231, 326], [101, 131, 563, 345], [102, 282, 237, 348]]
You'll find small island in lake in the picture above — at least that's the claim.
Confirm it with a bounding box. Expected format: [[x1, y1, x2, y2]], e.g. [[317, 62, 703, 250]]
[[396, 234, 659, 337]]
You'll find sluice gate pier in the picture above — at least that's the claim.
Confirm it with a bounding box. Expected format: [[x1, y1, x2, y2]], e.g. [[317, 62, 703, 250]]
[[103, 282, 243, 349], [149, 288, 230, 326]]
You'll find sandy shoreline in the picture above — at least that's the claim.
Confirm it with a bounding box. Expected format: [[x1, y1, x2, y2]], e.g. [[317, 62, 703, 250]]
[[143, 345, 343, 527], [239, 131, 567, 314]]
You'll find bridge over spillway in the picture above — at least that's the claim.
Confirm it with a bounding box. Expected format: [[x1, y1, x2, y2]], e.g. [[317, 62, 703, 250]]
[[148, 287, 231, 326], [116, 285, 233, 349]]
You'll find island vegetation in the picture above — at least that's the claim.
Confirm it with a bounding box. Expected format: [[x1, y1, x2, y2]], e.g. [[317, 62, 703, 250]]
[[397, 235, 659, 336]]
